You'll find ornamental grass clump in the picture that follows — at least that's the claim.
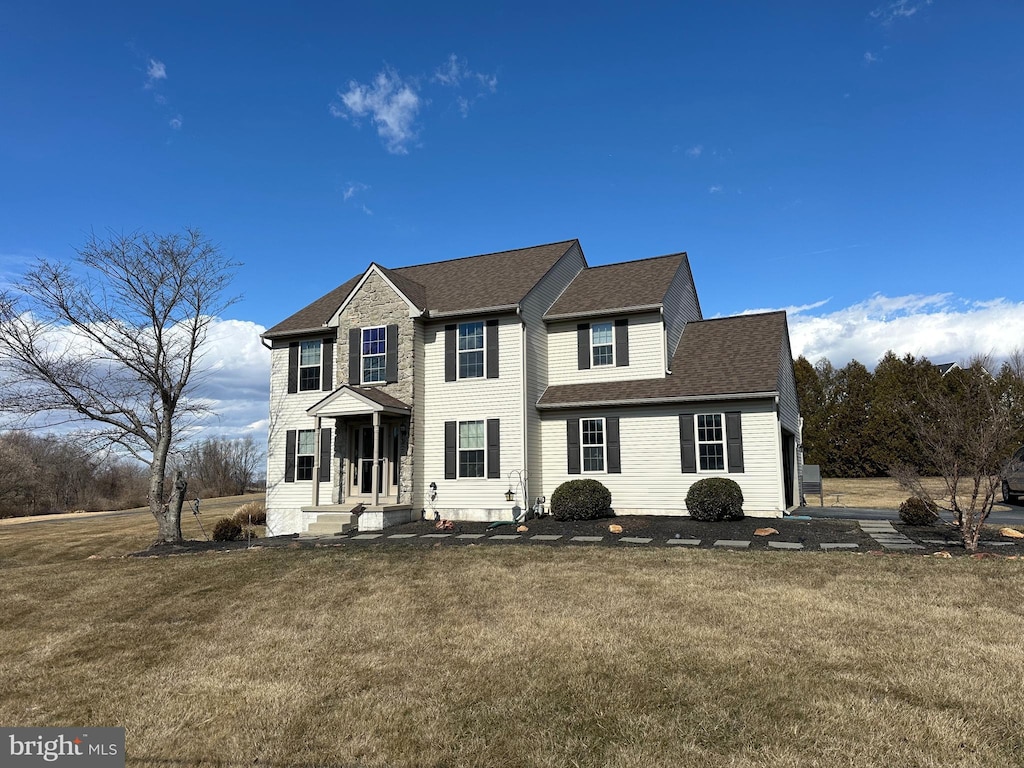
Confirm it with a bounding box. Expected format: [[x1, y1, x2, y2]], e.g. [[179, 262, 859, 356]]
[[550, 479, 613, 521], [233, 501, 267, 526], [899, 496, 939, 526], [686, 477, 744, 521]]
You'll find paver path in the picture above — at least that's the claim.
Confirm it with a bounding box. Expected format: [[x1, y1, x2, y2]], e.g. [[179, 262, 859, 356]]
[[858, 520, 923, 550]]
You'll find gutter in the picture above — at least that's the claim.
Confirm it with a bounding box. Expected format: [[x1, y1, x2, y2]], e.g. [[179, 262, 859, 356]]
[[426, 304, 520, 320], [543, 303, 663, 323], [261, 325, 335, 342], [536, 390, 780, 410]]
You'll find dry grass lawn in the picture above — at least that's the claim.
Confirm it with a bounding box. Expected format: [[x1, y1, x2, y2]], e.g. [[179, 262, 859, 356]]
[[807, 476, 1017, 512], [1, 497, 1023, 767]]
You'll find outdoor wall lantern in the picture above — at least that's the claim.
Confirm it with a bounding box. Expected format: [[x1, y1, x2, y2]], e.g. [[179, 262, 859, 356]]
[[504, 487, 515, 502]]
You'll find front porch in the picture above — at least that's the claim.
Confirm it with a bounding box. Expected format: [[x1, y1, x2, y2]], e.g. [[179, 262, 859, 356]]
[[300, 503, 415, 534]]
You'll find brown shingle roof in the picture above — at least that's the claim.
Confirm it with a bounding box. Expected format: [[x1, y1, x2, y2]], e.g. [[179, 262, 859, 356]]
[[537, 312, 788, 408], [262, 239, 579, 338], [544, 253, 687, 319]]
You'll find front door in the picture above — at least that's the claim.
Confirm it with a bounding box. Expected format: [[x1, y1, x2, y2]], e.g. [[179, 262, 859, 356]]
[[350, 423, 398, 500]]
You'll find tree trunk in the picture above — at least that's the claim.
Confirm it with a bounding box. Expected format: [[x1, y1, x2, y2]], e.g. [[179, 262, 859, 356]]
[[149, 419, 184, 544]]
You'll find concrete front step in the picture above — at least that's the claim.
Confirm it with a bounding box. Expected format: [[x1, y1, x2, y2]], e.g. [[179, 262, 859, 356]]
[[306, 513, 355, 535]]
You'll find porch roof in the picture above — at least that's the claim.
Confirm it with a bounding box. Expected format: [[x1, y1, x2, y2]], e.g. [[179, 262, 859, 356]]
[[307, 386, 412, 418]]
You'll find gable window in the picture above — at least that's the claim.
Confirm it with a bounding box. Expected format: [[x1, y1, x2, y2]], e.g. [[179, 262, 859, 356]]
[[458, 420, 485, 477], [296, 429, 316, 481], [591, 322, 614, 366], [581, 418, 606, 472], [299, 341, 321, 391], [696, 414, 725, 471], [361, 326, 387, 384], [458, 321, 484, 378]]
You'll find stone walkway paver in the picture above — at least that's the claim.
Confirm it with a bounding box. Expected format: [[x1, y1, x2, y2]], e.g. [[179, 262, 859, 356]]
[[620, 536, 653, 544], [666, 538, 701, 546], [531, 535, 562, 541], [858, 520, 923, 550], [713, 539, 750, 548], [570, 536, 604, 543], [768, 542, 804, 550], [820, 542, 858, 550]]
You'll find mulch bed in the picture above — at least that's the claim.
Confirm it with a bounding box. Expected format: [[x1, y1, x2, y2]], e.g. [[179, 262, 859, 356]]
[[127, 514, 1024, 558]]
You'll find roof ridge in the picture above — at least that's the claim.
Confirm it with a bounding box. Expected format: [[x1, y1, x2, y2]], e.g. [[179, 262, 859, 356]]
[[390, 239, 578, 272], [583, 251, 687, 270], [693, 310, 786, 325]]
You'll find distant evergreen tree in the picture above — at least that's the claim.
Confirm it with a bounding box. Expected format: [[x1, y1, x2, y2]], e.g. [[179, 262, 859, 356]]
[[867, 352, 941, 475], [793, 356, 827, 466], [826, 360, 874, 476]]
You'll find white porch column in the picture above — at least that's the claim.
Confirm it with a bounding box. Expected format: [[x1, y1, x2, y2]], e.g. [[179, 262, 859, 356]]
[[312, 416, 321, 507], [372, 411, 380, 506]]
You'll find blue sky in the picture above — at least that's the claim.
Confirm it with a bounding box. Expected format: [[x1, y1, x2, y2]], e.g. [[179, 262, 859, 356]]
[[2, 1, 1023, 437]]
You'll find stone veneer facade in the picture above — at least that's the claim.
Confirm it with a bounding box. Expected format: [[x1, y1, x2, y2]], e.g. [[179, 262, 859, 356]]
[[332, 270, 416, 503]]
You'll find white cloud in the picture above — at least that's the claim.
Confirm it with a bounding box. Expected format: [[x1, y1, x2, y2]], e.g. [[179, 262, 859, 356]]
[[333, 67, 421, 154], [765, 293, 1024, 367], [864, 51, 880, 64], [709, 184, 723, 194], [686, 144, 703, 158], [432, 54, 498, 116], [433, 54, 465, 86], [145, 58, 166, 87], [169, 114, 183, 130], [342, 182, 367, 201], [870, 0, 932, 25]]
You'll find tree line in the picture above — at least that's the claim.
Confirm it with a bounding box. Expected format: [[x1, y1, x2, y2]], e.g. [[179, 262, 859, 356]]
[[0, 432, 264, 518], [796, 351, 1024, 478]]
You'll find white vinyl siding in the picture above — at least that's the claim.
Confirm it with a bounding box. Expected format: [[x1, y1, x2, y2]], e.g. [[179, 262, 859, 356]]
[[419, 316, 523, 517], [265, 341, 336, 533], [547, 312, 665, 386], [519, 242, 587, 508], [540, 401, 785, 517]]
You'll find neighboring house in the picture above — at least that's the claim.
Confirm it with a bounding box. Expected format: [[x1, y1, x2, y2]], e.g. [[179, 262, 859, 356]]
[[261, 239, 802, 533]]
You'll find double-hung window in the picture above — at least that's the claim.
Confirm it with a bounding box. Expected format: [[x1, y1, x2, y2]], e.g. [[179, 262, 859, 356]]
[[581, 418, 606, 472], [459, 420, 485, 477], [296, 429, 316, 481], [299, 341, 321, 391], [591, 322, 614, 366], [458, 321, 484, 378], [361, 326, 387, 384], [696, 414, 725, 471]]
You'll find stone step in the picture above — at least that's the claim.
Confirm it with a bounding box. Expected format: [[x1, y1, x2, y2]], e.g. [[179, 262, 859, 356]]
[[306, 513, 355, 535]]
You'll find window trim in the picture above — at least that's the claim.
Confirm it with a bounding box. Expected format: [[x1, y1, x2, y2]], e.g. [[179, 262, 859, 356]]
[[580, 417, 607, 473], [457, 320, 486, 380], [457, 419, 485, 478], [298, 340, 322, 392], [695, 413, 726, 472], [295, 429, 316, 481], [590, 322, 615, 367], [360, 325, 387, 385]]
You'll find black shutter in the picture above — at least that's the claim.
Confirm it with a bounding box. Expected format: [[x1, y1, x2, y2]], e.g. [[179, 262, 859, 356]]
[[486, 319, 499, 379], [287, 342, 299, 394], [321, 338, 334, 391], [385, 324, 399, 383], [679, 414, 696, 473], [486, 418, 500, 478], [606, 417, 621, 474], [615, 319, 629, 367], [726, 412, 744, 473], [284, 430, 296, 482], [577, 324, 591, 370], [444, 324, 457, 382], [567, 419, 581, 474], [444, 421, 457, 479], [319, 428, 332, 481], [348, 328, 360, 384]]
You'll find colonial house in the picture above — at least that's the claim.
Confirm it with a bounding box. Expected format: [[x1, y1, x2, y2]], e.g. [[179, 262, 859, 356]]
[[261, 239, 802, 534]]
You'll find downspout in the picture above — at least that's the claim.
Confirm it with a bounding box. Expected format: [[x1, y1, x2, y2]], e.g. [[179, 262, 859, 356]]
[[774, 394, 786, 515], [661, 307, 669, 374], [519, 306, 529, 508]]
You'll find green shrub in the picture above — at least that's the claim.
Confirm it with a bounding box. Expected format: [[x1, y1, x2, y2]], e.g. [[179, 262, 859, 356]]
[[685, 478, 744, 521], [212, 517, 242, 542], [899, 496, 939, 526], [233, 501, 266, 526], [550, 479, 613, 521]]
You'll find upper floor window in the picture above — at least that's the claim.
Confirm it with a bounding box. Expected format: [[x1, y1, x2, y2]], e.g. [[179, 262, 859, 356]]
[[591, 322, 614, 366], [696, 414, 725, 471], [458, 321, 484, 378], [299, 341, 321, 391], [581, 418, 606, 472], [296, 429, 316, 481], [362, 326, 387, 384]]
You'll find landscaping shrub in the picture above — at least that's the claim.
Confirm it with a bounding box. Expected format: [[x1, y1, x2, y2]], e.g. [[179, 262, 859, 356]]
[[550, 479, 612, 521], [899, 496, 939, 526], [212, 517, 242, 542], [685, 478, 744, 521], [233, 501, 266, 526]]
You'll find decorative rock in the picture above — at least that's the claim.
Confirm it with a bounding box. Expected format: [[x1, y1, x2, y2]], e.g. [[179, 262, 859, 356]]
[[608, 524, 623, 534], [754, 527, 779, 536], [516, 525, 529, 532], [999, 527, 1024, 539], [932, 551, 953, 558]]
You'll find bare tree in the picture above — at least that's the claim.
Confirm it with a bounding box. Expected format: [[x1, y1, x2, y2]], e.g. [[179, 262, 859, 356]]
[[0, 229, 237, 543], [177, 435, 264, 497], [892, 354, 1024, 551]]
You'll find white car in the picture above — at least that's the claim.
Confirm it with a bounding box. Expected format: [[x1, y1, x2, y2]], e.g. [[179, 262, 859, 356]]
[[1003, 447, 1024, 503]]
